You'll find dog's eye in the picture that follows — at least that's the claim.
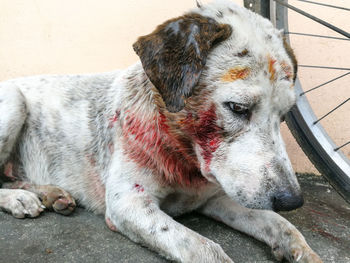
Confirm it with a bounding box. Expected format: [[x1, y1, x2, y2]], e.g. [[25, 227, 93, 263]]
[[226, 102, 250, 116], [280, 115, 286, 123]]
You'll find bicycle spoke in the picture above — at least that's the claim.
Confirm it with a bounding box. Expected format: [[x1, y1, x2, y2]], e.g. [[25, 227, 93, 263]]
[[313, 98, 350, 125], [295, 0, 350, 12], [334, 141, 350, 152], [299, 65, 350, 71], [285, 32, 350, 41], [273, 0, 350, 39], [300, 72, 350, 96]]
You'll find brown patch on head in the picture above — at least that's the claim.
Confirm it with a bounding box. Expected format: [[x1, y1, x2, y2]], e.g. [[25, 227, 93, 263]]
[[237, 49, 249, 57], [133, 13, 232, 112], [221, 67, 250, 82], [283, 38, 298, 82]]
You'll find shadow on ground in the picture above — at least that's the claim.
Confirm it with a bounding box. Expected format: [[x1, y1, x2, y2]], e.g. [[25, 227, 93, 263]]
[[0, 173, 349, 263]]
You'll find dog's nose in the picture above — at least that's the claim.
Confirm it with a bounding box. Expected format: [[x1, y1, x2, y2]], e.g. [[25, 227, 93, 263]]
[[272, 191, 304, 212]]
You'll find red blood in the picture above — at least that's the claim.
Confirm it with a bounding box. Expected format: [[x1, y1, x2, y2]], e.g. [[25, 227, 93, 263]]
[[134, 183, 144, 192], [122, 111, 203, 186], [182, 104, 222, 172], [108, 110, 120, 128], [121, 104, 221, 186]]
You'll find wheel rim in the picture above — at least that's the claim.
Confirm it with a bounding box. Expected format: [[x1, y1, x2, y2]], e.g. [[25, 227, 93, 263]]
[[270, 0, 350, 202]]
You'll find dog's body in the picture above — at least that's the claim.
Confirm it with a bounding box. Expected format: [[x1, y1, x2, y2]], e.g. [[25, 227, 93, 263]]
[[0, 1, 322, 262]]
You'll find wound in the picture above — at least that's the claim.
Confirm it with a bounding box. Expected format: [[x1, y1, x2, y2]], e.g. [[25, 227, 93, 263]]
[[134, 183, 144, 192], [221, 67, 250, 82], [121, 110, 205, 186]]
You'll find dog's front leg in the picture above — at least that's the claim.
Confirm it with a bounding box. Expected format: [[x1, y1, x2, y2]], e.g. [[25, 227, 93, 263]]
[[198, 193, 322, 263], [105, 181, 233, 263]]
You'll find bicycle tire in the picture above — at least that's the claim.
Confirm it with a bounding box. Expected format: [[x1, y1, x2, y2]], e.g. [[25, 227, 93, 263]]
[[244, 0, 350, 203]]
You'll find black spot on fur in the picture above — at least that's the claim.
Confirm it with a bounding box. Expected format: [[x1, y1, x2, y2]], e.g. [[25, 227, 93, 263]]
[[161, 225, 169, 232], [216, 11, 223, 18], [133, 13, 232, 112], [228, 216, 235, 222], [228, 8, 236, 14]]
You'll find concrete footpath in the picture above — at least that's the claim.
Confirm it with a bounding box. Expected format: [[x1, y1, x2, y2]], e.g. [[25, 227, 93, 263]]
[[0, 173, 349, 263]]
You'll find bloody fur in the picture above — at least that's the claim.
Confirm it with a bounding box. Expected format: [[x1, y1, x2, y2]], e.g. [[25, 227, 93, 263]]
[[134, 183, 144, 192], [120, 103, 222, 186], [108, 110, 120, 128], [181, 104, 222, 172]]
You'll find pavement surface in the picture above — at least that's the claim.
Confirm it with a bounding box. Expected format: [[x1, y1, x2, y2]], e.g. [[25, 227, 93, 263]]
[[0, 173, 349, 263]]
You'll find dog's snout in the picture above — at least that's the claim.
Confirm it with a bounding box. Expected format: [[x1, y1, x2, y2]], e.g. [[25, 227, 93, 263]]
[[272, 191, 304, 212]]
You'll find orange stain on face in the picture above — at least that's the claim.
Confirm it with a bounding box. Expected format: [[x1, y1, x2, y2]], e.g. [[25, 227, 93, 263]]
[[221, 67, 250, 82], [268, 56, 276, 81]]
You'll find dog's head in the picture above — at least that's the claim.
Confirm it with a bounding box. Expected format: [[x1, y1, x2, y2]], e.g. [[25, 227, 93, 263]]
[[133, 1, 302, 211]]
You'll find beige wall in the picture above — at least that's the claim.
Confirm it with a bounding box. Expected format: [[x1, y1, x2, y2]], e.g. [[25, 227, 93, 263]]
[[1, 0, 349, 174]]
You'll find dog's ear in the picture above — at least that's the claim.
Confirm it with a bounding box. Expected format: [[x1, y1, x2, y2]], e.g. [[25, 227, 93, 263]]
[[283, 38, 298, 82], [133, 14, 232, 112]]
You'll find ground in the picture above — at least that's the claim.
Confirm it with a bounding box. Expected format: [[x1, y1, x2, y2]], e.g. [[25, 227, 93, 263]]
[[0, 173, 349, 263]]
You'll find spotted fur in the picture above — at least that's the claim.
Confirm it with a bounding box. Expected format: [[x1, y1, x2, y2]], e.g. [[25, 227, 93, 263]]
[[0, 1, 322, 262]]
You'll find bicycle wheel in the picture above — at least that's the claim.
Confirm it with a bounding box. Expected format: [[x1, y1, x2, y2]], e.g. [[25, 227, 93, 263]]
[[244, 0, 350, 203]]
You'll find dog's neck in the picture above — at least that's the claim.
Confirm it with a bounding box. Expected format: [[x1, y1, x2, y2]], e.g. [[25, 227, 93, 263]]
[[117, 62, 208, 187]]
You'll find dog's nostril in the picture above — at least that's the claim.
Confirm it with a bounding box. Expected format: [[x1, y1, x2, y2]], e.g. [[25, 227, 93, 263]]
[[272, 191, 304, 212]]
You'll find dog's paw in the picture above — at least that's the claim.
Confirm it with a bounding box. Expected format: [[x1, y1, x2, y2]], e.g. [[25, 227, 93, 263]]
[[272, 230, 323, 263], [196, 239, 234, 263], [1, 189, 44, 218], [40, 185, 76, 215]]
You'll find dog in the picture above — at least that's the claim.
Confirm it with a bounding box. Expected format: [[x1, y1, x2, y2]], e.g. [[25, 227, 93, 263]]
[[0, 1, 322, 262]]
